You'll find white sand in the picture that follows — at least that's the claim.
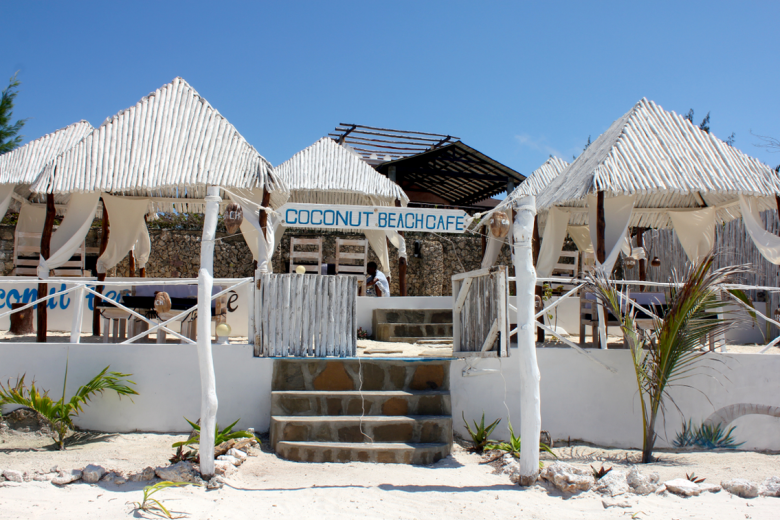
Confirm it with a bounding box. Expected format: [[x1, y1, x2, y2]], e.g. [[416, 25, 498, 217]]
[[0, 431, 778, 519]]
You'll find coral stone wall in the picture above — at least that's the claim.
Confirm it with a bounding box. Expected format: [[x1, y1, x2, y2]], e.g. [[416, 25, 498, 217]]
[[0, 225, 513, 296]]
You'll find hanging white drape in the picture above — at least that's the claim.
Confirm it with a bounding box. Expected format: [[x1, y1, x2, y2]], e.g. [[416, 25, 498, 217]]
[[588, 194, 635, 273], [567, 225, 593, 254], [740, 195, 780, 265], [364, 230, 390, 274], [97, 194, 152, 274], [227, 189, 278, 273], [38, 192, 101, 277], [480, 228, 506, 269], [536, 207, 569, 278], [16, 203, 47, 247], [386, 229, 407, 260], [0, 185, 15, 223], [133, 224, 152, 269], [669, 207, 716, 264]]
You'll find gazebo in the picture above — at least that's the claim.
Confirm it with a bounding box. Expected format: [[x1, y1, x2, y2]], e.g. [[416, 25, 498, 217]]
[[27, 76, 289, 477], [270, 137, 410, 293]]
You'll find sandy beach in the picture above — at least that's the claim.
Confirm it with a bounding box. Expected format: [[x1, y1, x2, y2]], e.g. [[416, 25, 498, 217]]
[[0, 429, 778, 519]]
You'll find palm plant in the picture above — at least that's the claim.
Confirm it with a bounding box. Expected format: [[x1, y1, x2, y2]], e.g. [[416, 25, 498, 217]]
[[0, 361, 138, 450], [585, 254, 746, 463], [484, 420, 556, 467], [172, 418, 254, 452], [462, 412, 500, 454]]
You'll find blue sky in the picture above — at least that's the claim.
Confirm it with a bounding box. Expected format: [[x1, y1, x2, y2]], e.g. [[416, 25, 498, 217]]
[[5, 1, 780, 180]]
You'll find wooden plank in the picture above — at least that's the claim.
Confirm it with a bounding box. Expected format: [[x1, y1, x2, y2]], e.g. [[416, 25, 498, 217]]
[[452, 267, 492, 282], [336, 276, 345, 357], [454, 277, 474, 313], [282, 275, 292, 357], [292, 274, 304, 356], [316, 275, 325, 357], [351, 276, 358, 356], [300, 275, 310, 356], [327, 276, 336, 357], [481, 319, 499, 352], [452, 279, 461, 353], [268, 275, 278, 357]]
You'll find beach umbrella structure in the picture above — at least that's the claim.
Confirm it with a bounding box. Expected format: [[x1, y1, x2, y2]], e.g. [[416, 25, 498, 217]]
[[0, 120, 95, 340], [271, 137, 410, 293], [29, 77, 289, 477]]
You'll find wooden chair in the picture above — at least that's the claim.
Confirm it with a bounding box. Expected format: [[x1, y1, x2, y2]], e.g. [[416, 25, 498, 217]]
[[550, 250, 579, 289], [289, 237, 323, 274], [13, 230, 90, 277], [581, 251, 596, 275], [335, 238, 368, 275]]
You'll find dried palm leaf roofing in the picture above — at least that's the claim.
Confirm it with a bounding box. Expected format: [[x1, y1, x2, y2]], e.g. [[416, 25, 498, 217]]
[[274, 137, 408, 206], [31, 77, 288, 210], [536, 98, 780, 228]]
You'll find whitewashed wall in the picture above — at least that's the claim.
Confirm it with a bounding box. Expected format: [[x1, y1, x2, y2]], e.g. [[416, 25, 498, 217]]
[[0, 344, 272, 433], [452, 348, 780, 451], [0, 277, 253, 337]]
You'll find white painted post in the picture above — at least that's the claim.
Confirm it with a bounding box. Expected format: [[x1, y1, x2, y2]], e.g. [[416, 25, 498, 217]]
[[197, 186, 220, 478], [70, 285, 86, 343], [512, 195, 542, 485]]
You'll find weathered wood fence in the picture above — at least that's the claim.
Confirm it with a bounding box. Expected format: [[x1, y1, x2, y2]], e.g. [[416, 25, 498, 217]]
[[452, 265, 510, 357], [255, 274, 357, 357]]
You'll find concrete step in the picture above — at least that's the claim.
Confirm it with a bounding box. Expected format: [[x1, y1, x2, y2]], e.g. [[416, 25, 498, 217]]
[[373, 309, 452, 325], [375, 323, 453, 342], [270, 415, 453, 446], [272, 359, 450, 392], [380, 336, 453, 345], [275, 441, 450, 464], [272, 390, 451, 416]]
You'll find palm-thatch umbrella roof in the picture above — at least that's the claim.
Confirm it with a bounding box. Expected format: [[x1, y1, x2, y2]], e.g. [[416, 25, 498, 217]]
[[536, 98, 780, 229], [31, 77, 288, 212], [274, 137, 408, 207]]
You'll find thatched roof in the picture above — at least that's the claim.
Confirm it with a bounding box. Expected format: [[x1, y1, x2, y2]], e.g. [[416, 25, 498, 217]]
[[0, 120, 93, 186], [536, 98, 780, 228], [31, 77, 287, 209], [275, 137, 408, 206]]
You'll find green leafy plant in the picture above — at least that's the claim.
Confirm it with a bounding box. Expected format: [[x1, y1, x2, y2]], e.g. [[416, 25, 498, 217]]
[[673, 420, 743, 449], [0, 362, 138, 450], [591, 464, 613, 480], [484, 421, 556, 467], [686, 472, 705, 483], [462, 412, 500, 454], [172, 418, 254, 451], [132, 481, 199, 519], [585, 254, 746, 463], [357, 327, 369, 340]]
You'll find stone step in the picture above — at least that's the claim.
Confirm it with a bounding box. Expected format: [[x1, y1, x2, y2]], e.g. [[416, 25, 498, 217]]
[[372, 309, 452, 325], [275, 441, 450, 464], [272, 390, 451, 416], [380, 337, 454, 345], [270, 415, 453, 446], [272, 358, 450, 392], [416, 339, 454, 345], [375, 323, 453, 342]]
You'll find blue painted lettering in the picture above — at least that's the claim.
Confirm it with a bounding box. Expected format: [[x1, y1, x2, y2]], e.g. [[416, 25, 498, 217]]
[[311, 210, 323, 225], [285, 208, 298, 225], [336, 211, 349, 227], [298, 210, 310, 225], [388, 213, 397, 228], [349, 211, 362, 227], [323, 210, 335, 226], [415, 213, 423, 230], [456, 216, 464, 231], [437, 215, 445, 230], [426, 215, 436, 229], [377, 212, 388, 228], [446, 215, 454, 231]]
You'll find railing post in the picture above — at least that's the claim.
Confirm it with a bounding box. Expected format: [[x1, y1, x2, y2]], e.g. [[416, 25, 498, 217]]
[[196, 186, 220, 478], [70, 285, 86, 343], [512, 195, 541, 485]]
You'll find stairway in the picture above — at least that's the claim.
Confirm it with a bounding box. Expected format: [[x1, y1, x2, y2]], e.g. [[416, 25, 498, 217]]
[[271, 358, 452, 464], [372, 309, 453, 343]]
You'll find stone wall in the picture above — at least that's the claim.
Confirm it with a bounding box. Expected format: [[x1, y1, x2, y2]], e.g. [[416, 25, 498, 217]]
[[0, 224, 513, 296]]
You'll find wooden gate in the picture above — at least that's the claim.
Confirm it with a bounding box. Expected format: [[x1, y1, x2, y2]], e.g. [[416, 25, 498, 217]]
[[255, 274, 357, 357], [452, 266, 510, 357]]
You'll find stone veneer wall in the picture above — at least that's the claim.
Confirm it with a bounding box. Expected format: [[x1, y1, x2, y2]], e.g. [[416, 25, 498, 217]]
[[0, 225, 513, 296]]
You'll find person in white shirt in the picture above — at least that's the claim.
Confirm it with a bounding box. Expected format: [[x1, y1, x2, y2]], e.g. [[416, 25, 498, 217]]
[[366, 261, 390, 297]]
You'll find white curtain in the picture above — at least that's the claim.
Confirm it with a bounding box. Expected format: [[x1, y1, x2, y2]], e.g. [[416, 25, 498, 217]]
[[536, 207, 569, 278], [97, 194, 151, 274], [386, 229, 407, 260], [0, 185, 15, 223], [227, 188, 278, 273], [38, 192, 101, 277], [669, 207, 716, 264], [567, 225, 593, 254], [480, 228, 506, 269], [588, 194, 635, 273], [133, 224, 151, 269], [364, 230, 390, 274], [740, 195, 780, 265], [16, 203, 47, 247]]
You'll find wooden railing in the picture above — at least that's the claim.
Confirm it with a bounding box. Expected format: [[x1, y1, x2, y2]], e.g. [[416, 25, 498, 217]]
[[452, 266, 510, 357]]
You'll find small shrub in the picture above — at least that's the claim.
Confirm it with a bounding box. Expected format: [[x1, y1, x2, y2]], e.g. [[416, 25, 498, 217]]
[[132, 481, 199, 519], [357, 327, 369, 340], [672, 420, 743, 450], [686, 472, 705, 483], [172, 418, 255, 452], [462, 412, 500, 454], [484, 420, 555, 468]]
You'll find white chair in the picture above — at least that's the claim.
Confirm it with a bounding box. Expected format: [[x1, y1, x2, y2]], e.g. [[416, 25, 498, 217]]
[[13, 230, 90, 277], [289, 237, 323, 274]]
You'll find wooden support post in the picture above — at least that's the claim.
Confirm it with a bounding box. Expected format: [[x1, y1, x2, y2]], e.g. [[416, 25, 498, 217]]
[[36, 194, 56, 343], [395, 199, 407, 296], [128, 250, 136, 277], [533, 215, 544, 343], [481, 226, 487, 257], [512, 195, 541, 485], [596, 191, 606, 264], [636, 227, 647, 283], [93, 200, 110, 336], [259, 189, 271, 240], [197, 186, 221, 478]]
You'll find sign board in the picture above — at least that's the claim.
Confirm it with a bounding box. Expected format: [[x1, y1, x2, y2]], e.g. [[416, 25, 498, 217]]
[[279, 203, 468, 234]]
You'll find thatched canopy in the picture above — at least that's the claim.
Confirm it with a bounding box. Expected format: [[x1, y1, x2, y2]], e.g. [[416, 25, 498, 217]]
[[275, 137, 408, 207], [31, 77, 288, 212], [536, 98, 780, 229]]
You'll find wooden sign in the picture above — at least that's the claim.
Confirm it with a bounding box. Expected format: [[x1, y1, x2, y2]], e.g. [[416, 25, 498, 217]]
[[279, 203, 468, 234]]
